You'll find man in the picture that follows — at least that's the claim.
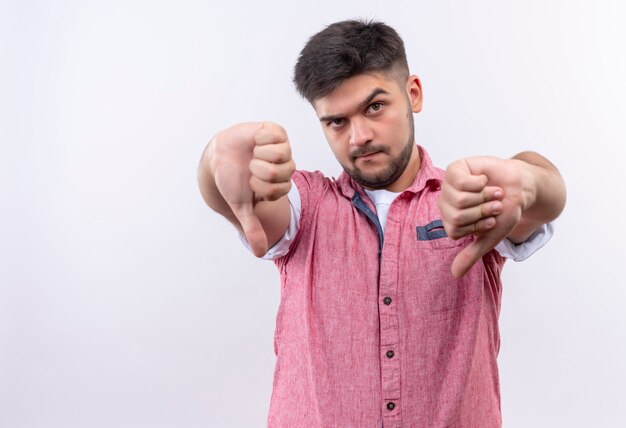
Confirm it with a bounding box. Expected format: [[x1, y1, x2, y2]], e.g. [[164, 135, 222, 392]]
[[198, 20, 565, 428]]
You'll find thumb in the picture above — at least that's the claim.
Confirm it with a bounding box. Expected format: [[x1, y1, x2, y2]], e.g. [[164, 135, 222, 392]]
[[232, 204, 268, 258], [451, 235, 499, 278]]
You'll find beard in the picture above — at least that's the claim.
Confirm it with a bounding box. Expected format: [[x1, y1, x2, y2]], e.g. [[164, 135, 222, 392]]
[[342, 118, 415, 190]]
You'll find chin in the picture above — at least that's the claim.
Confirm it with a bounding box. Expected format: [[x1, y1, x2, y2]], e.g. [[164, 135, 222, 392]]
[[349, 168, 401, 189]]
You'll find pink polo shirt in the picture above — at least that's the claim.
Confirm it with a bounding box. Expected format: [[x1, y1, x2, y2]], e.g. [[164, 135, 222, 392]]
[[264, 147, 525, 427]]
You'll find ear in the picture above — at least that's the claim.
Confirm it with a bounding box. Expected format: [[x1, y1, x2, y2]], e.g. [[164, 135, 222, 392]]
[[406, 75, 423, 113]]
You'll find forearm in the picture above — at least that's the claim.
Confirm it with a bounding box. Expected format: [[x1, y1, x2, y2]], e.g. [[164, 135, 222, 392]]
[[508, 151, 566, 242]]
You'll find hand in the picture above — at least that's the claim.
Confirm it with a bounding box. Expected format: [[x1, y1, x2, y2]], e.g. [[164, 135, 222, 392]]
[[437, 157, 533, 277], [210, 122, 295, 257]]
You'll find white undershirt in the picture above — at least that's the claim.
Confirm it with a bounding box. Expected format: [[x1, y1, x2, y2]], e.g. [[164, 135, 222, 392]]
[[363, 188, 401, 234]]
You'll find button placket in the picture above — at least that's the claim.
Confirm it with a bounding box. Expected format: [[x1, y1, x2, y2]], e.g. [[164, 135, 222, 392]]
[[379, 204, 403, 425]]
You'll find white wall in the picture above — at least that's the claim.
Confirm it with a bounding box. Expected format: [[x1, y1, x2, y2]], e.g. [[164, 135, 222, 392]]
[[1, 1, 625, 426]]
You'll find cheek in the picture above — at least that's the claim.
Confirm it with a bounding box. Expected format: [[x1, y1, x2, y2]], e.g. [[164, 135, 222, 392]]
[[386, 114, 411, 138]]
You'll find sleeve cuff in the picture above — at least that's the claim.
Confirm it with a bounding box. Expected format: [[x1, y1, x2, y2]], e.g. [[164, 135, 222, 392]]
[[494, 222, 554, 261]]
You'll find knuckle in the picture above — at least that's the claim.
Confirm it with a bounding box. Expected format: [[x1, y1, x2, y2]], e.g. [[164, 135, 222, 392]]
[[272, 149, 287, 163], [449, 177, 464, 190], [456, 193, 471, 208], [460, 177, 475, 189], [283, 144, 292, 158], [261, 120, 276, 130], [265, 165, 278, 181], [278, 146, 292, 162], [265, 183, 286, 200], [264, 193, 278, 202], [450, 211, 464, 225], [265, 122, 286, 138]]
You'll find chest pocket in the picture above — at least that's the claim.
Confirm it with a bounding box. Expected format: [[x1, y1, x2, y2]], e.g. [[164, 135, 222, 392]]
[[416, 219, 448, 241], [410, 225, 482, 315]]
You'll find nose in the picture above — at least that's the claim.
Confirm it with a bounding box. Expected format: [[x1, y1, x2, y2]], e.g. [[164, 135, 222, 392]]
[[348, 118, 373, 147]]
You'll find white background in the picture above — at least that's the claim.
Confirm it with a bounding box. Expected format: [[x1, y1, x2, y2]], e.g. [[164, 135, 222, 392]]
[[1, 0, 625, 427]]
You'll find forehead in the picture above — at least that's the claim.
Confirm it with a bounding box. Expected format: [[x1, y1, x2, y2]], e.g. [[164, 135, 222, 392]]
[[313, 72, 401, 117]]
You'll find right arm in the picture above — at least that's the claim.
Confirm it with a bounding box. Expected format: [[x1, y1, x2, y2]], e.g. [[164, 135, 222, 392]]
[[197, 122, 296, 257]]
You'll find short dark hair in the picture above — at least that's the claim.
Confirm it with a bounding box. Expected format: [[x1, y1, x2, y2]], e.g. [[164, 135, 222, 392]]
[[293, 19, 409, 103]]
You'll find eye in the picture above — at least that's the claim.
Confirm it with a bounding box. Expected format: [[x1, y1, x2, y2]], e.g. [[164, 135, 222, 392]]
[[328, 118, 345, 128], [368, 102, 383, 113]]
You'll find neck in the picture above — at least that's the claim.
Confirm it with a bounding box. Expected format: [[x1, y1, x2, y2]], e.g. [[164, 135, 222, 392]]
[[382, 144, 421, 192]]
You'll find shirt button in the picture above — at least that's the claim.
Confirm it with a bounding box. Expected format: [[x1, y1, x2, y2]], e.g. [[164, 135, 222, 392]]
[[383, 297, 392, 305], [386, 350, 394, 358], [387, 402, 396, 411]]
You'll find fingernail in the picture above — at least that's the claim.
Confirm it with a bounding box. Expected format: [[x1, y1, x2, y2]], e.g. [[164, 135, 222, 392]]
[[492, 202, 502, 213], [494, 190, 502, 199]]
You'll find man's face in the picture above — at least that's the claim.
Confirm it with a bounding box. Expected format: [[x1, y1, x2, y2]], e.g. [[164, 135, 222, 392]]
[[313, 71, 423, 190]]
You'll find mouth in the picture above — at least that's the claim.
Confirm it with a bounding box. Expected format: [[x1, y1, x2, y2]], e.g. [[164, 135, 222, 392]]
[[354, 151, 383, 163], [351, 148, 385, 162]]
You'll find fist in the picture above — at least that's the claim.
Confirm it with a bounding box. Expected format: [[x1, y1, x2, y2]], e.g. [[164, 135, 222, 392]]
[[438, 157, 531, 277], [248, 122, 296, 202], [211, 122, 295, 256]]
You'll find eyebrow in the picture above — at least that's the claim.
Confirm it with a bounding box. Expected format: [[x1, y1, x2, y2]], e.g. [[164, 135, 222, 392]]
[[319, 88, 390, 123]]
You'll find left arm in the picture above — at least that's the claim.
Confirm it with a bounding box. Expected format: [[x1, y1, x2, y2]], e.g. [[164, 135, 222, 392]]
[[437, 152, 566, 277], [506, 151, 566, 243]]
